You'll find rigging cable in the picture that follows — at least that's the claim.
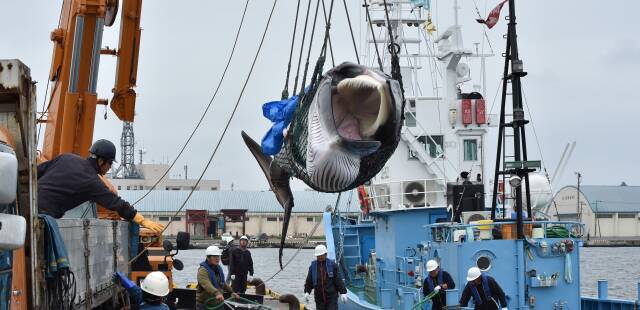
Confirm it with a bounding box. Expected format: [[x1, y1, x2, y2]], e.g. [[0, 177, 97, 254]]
[[342, 0, 360, 64], [364, 0, 384, 71], [292, 0, 314, 93], [131, 0, 250, 206], [320, 0, 336, 67], [299, 0, 323, 95], [257, 192, 343, 286], [282, 0, 302, 99], [128, 0, 279, 265], [521, 86, 548, 173]]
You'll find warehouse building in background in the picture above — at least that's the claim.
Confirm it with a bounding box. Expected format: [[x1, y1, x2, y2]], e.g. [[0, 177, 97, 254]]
[[118, 190, 359, 238], [551, 185, 640, 239]]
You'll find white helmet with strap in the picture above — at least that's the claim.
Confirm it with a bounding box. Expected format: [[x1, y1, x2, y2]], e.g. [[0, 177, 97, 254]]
[[140, 271, 170, 297]]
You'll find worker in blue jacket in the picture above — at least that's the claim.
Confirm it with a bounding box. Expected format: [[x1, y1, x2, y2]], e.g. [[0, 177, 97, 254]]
[[113, 271, 170, 310], [422, 260, 455, 309], [459, 267, 508, 310], [37, 139, 163, 233], [303, 245, 347, 310]]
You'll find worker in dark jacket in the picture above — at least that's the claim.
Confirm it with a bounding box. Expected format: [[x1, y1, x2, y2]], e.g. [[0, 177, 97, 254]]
[[37, 139, 163, 233], [229, 235, 254, 293], [304, 244, 347, 310], [423, 260, 455, 309], [459, 267, 508, 310]]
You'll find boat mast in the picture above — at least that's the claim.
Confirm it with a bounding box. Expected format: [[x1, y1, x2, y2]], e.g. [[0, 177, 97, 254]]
[[490, 0, 533, 239]]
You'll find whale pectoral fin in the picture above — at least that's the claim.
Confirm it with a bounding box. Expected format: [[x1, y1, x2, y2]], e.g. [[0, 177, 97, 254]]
[[241, 130, 273, 179], [279, 199, 294, 269], [241, 130, 294, 207], [341, 139, 381, 157]]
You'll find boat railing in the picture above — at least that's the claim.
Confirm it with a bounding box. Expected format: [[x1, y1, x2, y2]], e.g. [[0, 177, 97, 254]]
[[423, 220, 585, 243], [362, 178, 446, 211]]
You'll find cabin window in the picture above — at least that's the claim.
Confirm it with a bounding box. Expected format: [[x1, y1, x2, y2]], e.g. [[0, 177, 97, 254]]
[[463, 139, 478, 161], [427, 135, 444, 158], [596, 213, 613, 219], [307, 217, 314, 222], [117, 186, 122, 190], [158, 216, 170, 221], [404, 112, 416, 127], [172, 216, 182, 221], [267, 217, 278, 222]]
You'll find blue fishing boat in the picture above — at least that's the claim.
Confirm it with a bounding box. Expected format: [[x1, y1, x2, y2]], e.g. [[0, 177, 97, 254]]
[[323, 1, 640, 309]]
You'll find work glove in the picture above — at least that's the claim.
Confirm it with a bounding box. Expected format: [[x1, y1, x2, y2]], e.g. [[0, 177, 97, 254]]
[[231, 274, 236, 280], [339, 294, 348, 303], [248, 275, 254, 282], [112, 272, 135, 290], [133, 213, 165, 234], [304, 293, 310, 303], [434, 285, 441, 293]]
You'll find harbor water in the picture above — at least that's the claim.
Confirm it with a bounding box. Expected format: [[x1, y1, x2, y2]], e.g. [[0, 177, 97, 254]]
[[172, 246, 640, 304]]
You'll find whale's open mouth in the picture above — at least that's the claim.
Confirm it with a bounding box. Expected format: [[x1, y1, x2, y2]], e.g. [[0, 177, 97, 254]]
[[332, 72, 391, 141]]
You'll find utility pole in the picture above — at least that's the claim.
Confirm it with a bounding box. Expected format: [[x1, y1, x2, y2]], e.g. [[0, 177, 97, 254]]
[[575, 172, 582, 221]]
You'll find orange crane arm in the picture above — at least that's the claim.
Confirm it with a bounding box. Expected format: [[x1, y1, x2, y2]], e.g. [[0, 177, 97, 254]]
[[110, 0, 142, 122], [41, 0, 142, 161]]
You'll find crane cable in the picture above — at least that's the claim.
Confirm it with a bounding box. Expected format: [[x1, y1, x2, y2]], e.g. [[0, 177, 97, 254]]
[[342, 0, 360, 64], [256, 192, 342, 286], [292, 0, 314, 94], [128, 0, 279, 265], [281, 0, 302, 100], [364, 0, 384, 71], [130, 0, 250, 207]]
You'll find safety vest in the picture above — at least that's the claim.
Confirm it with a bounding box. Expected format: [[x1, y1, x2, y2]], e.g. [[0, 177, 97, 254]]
[[310, 259, 335, 287], [425, 269, 444, 292], [200, 261, 225, 289], [470, 274, 493, 305]]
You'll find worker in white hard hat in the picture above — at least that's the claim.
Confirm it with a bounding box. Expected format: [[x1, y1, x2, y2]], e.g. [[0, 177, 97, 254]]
[[113, 271, 170, 309], [422, 259, 455, 310], [303, 244, 348, 310], [229, 235, 254, 293], [459, 267, 508, 310], [196, 245, 239, 310]]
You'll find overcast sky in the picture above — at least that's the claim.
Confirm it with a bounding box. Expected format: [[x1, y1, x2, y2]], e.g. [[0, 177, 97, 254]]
[[2, 0, 639, 191]]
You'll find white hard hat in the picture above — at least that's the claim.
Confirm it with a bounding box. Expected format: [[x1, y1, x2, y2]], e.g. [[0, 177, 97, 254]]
[[426, 260, 439, 272], [206, 245, 222, 256], [466, 267, 482, 282], [140, 271, 169, 297], [240, 235, 249, 241], [314, 244, 328, 256]]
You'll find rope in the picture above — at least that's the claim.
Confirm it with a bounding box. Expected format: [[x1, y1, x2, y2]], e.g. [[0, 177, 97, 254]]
[[299, 0, 323, 95], [205, 296, 273, 310], [128, 0, 279, 265], [130, 0, 250, 207], [320, 0, 336, 67], [411, 290, 439, 310], [46, 269, 76, 310], [382, 0, 404, 92], [364, 0, 383, 71], [342, 0, 360, 64], [256, 193, 342, 287], [282, 0, 302, 99], [292, 0, 314, 93]]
